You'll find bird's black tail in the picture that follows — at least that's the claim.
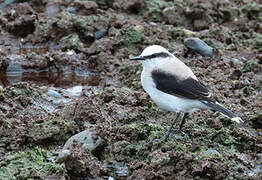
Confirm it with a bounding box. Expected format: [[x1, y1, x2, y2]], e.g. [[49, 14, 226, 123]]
[[201, 101, 243, 123]]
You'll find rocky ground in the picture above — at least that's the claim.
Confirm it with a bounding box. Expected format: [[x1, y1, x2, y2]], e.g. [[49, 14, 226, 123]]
[[0, 0, 261, 179]]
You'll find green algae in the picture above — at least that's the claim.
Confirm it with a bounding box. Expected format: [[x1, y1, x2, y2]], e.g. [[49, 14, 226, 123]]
[[123, 26, 144, 46], [4, 83, 35, 98], [0, 147, 64, 179]]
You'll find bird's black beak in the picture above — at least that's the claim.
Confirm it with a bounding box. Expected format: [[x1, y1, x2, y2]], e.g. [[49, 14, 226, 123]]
[[130, 56, 145, 61]]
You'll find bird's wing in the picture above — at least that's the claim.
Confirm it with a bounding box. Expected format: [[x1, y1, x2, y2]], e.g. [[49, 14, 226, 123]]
[[151, 70, 213, 101]]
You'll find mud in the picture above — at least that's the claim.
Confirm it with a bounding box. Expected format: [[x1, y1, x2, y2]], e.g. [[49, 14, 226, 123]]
[[0, 0, 262, 179]]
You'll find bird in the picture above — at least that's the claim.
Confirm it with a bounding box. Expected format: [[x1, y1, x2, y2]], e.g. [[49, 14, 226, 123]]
[[130, 45, 243, 139]]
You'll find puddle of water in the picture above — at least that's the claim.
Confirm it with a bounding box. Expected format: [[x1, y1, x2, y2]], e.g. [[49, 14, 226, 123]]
[[103, 162, 128, 178], [247, 164, 262, 177], [0, 70, 100, 88], [0, 0, 15, 9]]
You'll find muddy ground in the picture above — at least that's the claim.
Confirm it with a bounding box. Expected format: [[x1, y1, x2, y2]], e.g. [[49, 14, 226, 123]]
[[0, 0, 261, 179]]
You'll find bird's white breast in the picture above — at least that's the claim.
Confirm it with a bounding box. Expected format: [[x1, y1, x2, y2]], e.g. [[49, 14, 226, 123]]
[[141, 66, 208, 113]]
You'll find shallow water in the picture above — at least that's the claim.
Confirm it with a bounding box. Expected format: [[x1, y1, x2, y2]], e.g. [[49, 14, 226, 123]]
[[0, 70, 100, 88]]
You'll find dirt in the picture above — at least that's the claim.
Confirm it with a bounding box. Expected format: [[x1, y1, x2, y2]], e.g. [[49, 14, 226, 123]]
[[0, 0, 261, 179]]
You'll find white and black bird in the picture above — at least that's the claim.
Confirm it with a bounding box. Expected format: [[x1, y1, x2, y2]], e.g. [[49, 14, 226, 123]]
[[130, 45, 243, 139]]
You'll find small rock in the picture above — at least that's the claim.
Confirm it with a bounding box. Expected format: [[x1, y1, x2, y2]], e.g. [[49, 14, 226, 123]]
[[47, 89, 63, 98], [204, 149, 220, 156], [63, 85, 83, 97], [0, 85, 3, 93], [183, 28, 196, 37], [63, 130, 106, 157], [184, 37, 213, 57], [95, 29, 107, 39], [58, 130, 107, 178], [57, 149, 71, 163], [232, 58, 241, 65]]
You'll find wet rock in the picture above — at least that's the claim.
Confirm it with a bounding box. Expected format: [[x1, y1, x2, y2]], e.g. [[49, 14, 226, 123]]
[[57, 149, 71, 163], [74, 0, 98, 15], [184, 37, 214, 57], [231, 58, 243, 67], [204, 149, 220, 156], [63, 130, 106, 157], [58, 130, 106, 179], [95, 29, 107, 39], [113, 0, 143, 13], [63, 85, 82, 98], [2, 3, 36, 37], [103, 162, 128, 177], [47, 89, 63, 98]]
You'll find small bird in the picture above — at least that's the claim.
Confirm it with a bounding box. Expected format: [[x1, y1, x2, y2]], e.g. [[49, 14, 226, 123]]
[[130, 45, 243, 139]]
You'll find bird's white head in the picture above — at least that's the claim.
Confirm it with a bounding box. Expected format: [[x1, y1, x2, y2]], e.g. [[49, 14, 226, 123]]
[[140, 45, 169, 57], [130, 45, 172, 64]]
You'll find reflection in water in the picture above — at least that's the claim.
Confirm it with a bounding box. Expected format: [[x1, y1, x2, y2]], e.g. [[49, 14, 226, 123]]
[[0, 70, 100, 88]]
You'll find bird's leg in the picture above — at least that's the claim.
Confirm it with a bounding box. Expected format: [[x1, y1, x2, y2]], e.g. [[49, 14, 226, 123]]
[[164, 112, 181, 140], [179, 112, 189, 131]]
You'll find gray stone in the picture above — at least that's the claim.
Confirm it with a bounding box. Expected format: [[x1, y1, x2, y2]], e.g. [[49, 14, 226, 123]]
[[184, 37, 213, 57], [57, 149, 71, 163], [63, 130, 105, 156], [47, 89, 63, 98], [204, 149, 220, 156], [95, 29, 107, 39]]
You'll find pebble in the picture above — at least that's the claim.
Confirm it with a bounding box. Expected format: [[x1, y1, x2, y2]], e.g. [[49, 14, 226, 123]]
[[95, 29, 107, 39], [63, 130, 105, 156], [232, 58, 243, 66], [57, 149, 71, 163], [47, 89, 63, 98], [184, 37, 213, 57], [204, 149, 220, 156]]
